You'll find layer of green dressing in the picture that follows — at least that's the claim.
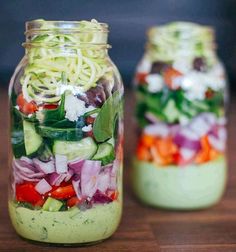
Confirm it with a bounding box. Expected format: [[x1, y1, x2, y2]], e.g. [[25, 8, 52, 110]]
[[8, 200, 122, 244], [133, 156, 227, 210]]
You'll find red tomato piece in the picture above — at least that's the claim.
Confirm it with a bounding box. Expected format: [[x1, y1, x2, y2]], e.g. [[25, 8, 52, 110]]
[[50, 185, 76, 200], [67, 196, 82, 208], [42, 104, 58, 110], [86, 116, 95, 124], [16, 183, 42, 205], [16, 93, 38, 115]]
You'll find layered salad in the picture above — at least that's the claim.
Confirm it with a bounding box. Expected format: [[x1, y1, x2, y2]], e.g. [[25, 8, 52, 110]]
[[133, 22, 227, 209], [9, 20, 123, 244]]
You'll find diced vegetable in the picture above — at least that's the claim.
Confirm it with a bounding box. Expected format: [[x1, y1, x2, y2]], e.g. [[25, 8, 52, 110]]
[[17, 93, 38, 115], [92, 142, 115, 165], [23, 121, 43, 156], [53, 137, 97, 161], [50, 185, 76, 200], [16, 183, 43, 205], [36, 125, 83, 141], [35, 179, 52, 194], [42, 197, 63, 212]]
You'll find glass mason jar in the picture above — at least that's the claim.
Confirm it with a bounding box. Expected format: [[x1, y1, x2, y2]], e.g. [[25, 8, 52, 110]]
[[8, 19, 123, 245], [133, 22, 228, 210]]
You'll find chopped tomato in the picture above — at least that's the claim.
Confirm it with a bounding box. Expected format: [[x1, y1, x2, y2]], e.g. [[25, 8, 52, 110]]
[[50, 185, 76, 200], [86, 131, 94, 138], [42, 104, 58, 110], [86, 116, 95, 124], [67, 196, 82, 207], [16, 183, 42, 205], [16, 93, 38, 115], [163, 67, 182, 89], [205, 89, 214, 99], [135, 72, 148, 84], [35, 198, 46, 207], [109, 191, 119, 201]]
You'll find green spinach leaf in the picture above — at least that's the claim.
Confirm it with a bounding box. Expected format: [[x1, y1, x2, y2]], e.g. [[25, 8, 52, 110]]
[[93, 91, 121, 142]]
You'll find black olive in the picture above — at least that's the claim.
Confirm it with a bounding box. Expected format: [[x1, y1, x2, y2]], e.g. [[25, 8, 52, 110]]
[[150, 61, 169, 74], [193, 57, 207, 72]]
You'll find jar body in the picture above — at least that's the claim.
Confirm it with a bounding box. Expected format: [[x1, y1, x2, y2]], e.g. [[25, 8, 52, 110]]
[[133, 22, 227, 210], [8, 20, 123, 245]]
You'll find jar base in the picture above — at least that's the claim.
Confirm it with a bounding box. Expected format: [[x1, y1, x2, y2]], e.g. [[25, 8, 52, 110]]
[[19, 235, 106, 247], [132, 156, 227, 210]]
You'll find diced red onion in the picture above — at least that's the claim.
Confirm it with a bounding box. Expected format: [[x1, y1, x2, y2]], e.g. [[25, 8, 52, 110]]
[[81, 160, 101, 198], [49, 172, 67, 186], [208, 135, 225, 152], [64, 169, 74, 182], [189, 115, 212, 137], [144, 123, 169, 137], [68, 158, 85, 174], [72, 179, 82, 199], [20, 156, 34, 165], [97, 170, 110, 193], [55, 154, 68, 174], [92, 190, 113, 204], [174, 128, 200, 151], [180, 148, 197, 161], [13, 159, 44, 183], [169, 124, 181, 136], [33, 158, 55, 174], [201, 113, 217, 126], [35, 178, 52, 194], [145, 112, 160, 124]]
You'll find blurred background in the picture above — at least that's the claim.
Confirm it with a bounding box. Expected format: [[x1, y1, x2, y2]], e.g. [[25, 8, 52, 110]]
[[0, 0, 235, 90]]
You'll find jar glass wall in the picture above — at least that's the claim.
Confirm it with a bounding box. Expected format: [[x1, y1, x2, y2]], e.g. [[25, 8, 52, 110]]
[[133, 22, 228, 210], [8, 19, 123, 245]]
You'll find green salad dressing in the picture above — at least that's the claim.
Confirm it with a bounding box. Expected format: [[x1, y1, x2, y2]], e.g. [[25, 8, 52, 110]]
[[9, 200, 122, 244], [133, 156, 227, 210]]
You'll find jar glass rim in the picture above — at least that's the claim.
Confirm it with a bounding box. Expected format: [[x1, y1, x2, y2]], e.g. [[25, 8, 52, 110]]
[[25, 19, 109, 33]]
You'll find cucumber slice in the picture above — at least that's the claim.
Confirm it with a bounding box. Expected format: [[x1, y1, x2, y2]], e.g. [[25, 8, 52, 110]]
[[163, 99, 179, 123], [36, 125, 83, 141], [92, 142, 115, 166], [53, 137, 97, 161], [42, 197, 63, 212], [23, 121, 43, 156]]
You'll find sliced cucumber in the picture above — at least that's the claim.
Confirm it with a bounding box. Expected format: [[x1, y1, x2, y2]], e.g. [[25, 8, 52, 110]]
[[92, 142, 115, 165], [11, 129, 26, 158], [53, 137, 97, 161], [163, 99, 179, 123], [42, 197, 63, 212], [23, 121, 43, 156], [36, 125, 83, 141]]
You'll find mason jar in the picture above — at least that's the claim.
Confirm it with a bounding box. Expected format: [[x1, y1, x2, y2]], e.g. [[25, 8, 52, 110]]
[[8, 19, 123, 245], [133, 22, 228, 210]]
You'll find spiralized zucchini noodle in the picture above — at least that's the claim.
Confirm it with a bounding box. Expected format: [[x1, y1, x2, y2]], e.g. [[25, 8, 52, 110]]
[[21, 20, 111, 103], [147, 22, 217, 66]]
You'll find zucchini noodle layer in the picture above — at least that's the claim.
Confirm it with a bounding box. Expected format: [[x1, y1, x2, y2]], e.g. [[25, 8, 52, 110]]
[[21, 20, 110, 103]]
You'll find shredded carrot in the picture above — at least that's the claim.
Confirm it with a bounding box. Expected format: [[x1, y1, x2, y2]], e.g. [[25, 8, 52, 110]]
[[195, 135, 211, 164], [141, 134, 155, 148], [163, 67, 182, 89], [136, 143, 151, 161], [154, 136, 178, 159]]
